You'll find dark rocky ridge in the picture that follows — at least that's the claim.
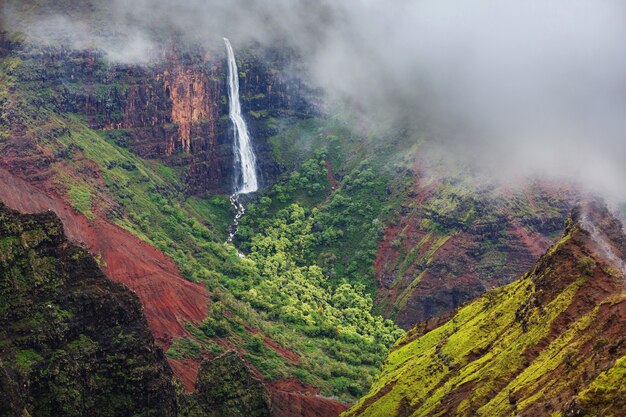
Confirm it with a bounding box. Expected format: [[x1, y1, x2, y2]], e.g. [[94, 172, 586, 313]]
[[180, 351, 272, 417], [0, 203, 177, 417]]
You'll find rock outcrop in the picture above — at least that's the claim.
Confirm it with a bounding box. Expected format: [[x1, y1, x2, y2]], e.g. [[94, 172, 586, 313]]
[[80, 49, 236, 194], [181, 351, 271, 417], [0, 203, 177, 417], [78, 46, 306, 194]]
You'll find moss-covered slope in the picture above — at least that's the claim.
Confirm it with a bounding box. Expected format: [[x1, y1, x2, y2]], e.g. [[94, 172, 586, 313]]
[[180, 351, 271, 417], [345, 201, 626, 417], [0, 203, 177, 417]]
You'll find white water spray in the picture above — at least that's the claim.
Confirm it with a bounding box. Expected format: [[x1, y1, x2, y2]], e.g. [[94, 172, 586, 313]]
[[224, 37, 258, 194], [224, 38, 258, 242]]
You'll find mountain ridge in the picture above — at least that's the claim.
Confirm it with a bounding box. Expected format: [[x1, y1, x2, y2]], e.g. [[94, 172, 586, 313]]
[[0, 202, 178, 416], [345, 200, 626, 417]]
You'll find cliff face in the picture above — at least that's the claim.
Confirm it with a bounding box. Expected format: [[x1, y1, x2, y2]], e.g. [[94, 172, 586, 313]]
[[7, 34, 311, 195], [75, 46, 309, 194], [346, 201, 626, 417], [0, 203, 177, 417], [375, 176, 574, 329], [161, 65, 220, 156], [75, 50, 232, 194]]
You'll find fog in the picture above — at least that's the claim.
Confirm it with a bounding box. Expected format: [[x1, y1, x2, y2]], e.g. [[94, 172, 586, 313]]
[[3, 0, 626, 200]]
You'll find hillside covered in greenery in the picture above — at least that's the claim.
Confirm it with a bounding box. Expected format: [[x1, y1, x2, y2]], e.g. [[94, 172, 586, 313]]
[[344, 201, 626, 417], [0, 30, 403, 403]]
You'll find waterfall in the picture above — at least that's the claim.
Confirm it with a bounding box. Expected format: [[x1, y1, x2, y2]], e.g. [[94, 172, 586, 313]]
[[224, 38, 258, 242], [224, 37, 258, 194]]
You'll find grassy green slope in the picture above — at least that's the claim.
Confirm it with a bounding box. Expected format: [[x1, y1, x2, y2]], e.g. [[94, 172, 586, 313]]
[[344, 206, 626, 417]]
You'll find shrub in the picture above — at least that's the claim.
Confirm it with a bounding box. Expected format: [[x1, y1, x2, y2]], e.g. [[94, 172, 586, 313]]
[[165, 337, 202, 360], [577, 256, 596, 276], [246, 334, 265, 353]]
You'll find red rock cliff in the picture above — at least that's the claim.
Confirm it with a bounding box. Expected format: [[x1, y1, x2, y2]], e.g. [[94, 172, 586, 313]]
[[161, 67, 218, 155]]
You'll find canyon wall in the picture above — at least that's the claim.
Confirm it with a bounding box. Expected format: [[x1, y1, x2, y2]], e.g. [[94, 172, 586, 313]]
[[374, 174, 575, 329], [10, 39, 312, 195], [64, 45, 312, 195]]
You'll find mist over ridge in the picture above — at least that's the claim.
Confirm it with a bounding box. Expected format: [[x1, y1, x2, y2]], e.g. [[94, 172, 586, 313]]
[[3, 0, 626, 201]]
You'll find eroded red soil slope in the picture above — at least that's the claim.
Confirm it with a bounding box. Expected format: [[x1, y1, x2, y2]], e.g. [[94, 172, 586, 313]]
[[0, 168, 209, 383], [270, 379, 349, 417]]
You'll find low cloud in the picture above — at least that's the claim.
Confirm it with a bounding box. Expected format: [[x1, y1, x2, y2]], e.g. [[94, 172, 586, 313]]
[[3, 0, 626, 200]]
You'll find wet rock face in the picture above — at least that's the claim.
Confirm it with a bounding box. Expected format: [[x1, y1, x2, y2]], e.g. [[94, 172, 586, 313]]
[[77, 52, 236, 195], [70, 46, 309, 195], [0, 203, 177, 417], [191, 351, 271, 417], [161, 67, 220, 155], [11, 39, 311, 195]]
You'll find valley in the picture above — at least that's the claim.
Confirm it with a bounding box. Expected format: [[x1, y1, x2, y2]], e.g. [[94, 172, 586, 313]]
[[0, 2, 624, 417]]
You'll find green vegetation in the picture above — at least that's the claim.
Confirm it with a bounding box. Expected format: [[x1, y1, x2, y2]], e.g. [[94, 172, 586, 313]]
[[51, 115, 400, 400], [15, 349, 43, 372], [167, 337, 203, 360], [576, 356, 626, 416], [240, 119, 413, 294], [68, 184, 94, 219], [577, 256, 596, 276], [345, 220, 626, 417], [0, 45, 404, 402], [345, 272, 582, 416], [245, 116, 572, 331]]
